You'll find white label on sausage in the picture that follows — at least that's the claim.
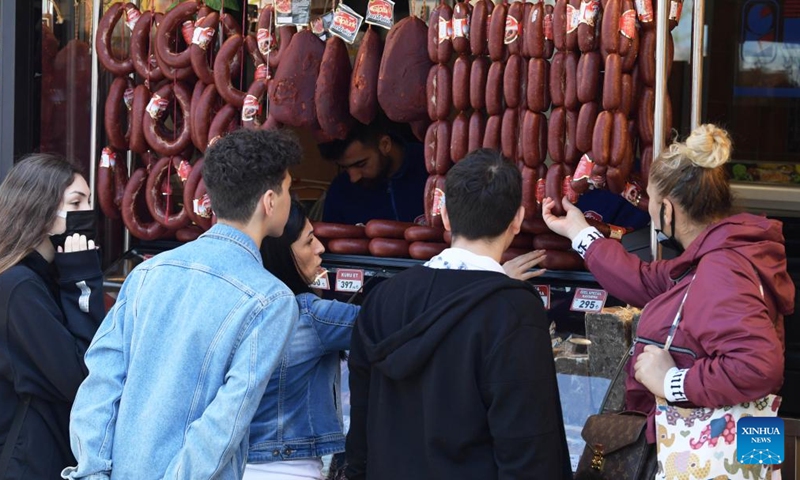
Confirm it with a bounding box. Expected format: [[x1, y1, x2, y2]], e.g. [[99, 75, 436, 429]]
[[193, 194, 212, 218], [635, 0, 654, 23], [257, 28, 273, 55], [100, 147, 116, 168], [192, 26, 216, 50], [453, 17, 470, 38], [123, 87, 135, 111], [504, 15, 521, 44], [566, 4, 580, 33], [578, 0, 600, 26], [669, 0, 683, 22], [438, 16, 453, 43], [242, 94, 261, 123], [431, 188, 446, 216], [145, 95, 168, 120]]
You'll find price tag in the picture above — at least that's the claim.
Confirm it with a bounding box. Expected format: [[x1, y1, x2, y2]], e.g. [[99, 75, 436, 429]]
[[335, 269, 364, 293], [309, 270, 330, 290], [570, 288, 608, 313], [533, 285, 551, 310]]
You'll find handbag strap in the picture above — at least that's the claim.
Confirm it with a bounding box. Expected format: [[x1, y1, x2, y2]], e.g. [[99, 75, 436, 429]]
[[0, 395, 31, 477], [599, 349, 631, 414], [663, 274, 696, 351]]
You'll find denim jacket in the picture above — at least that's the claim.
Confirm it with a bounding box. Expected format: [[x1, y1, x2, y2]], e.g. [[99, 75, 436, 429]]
[[62, 224, 298, 480], [248, 294, 359, 463]]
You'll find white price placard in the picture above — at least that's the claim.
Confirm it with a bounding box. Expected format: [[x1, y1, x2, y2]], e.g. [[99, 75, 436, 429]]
[[533, 285, 551, 310], [570, 288, 608, 313], [309, 271, 330, 290], [335, 269, 364, 293]]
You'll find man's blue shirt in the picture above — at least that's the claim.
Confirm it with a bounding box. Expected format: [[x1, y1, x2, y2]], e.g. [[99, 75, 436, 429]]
[[322, 143, 427, 225]]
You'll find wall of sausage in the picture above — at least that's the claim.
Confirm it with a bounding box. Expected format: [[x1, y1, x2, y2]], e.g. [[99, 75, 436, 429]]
[[93, 0, 680, 270]]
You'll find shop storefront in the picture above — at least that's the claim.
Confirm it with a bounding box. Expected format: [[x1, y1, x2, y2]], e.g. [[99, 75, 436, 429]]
[[1, 0, 799, 475]]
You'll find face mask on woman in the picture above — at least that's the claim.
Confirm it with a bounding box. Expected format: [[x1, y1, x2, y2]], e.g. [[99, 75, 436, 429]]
[[49, 210, 97, 249]]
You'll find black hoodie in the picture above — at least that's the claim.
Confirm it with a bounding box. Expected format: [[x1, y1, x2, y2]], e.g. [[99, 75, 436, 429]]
[[345, 265, 572, 480]]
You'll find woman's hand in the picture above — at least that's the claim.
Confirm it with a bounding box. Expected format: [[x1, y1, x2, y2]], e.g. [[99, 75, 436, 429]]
[[541, 196, 591, 241], [503, 250, 547, 281], [58, 233, 96, 253], [633, 345, 677, 398]]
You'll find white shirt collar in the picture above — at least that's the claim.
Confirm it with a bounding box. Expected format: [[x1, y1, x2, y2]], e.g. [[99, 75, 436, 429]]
[[424, 247, 506, 275]]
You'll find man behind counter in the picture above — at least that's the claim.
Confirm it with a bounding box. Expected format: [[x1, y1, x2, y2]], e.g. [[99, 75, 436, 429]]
[[318, 120, 427, 225]]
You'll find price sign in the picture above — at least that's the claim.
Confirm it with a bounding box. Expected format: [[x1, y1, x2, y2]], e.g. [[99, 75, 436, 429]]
[[309, 270, 330, 290], [570, 288, 608, 313], [335, 269, 364, 293], [533, 285, 551, 310]]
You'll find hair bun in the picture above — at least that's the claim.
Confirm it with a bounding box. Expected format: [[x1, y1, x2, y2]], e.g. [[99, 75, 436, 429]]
[[684, 124, 732, 169]]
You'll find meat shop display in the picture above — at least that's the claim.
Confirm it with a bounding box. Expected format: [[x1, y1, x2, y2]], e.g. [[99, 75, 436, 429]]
[[93, 0, 678, 271]]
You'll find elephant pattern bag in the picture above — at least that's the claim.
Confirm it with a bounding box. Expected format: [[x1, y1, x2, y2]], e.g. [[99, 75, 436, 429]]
[[654, 396, 781, 480], [653, 274, 782, 480]]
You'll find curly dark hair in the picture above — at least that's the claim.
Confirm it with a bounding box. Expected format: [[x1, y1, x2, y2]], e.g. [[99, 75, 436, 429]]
[[444, 149, 521, 240], [203, 129, 301, 223]]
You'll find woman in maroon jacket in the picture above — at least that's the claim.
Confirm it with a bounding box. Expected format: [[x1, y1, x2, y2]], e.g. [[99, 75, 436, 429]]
[[543, 124, 795, 445]]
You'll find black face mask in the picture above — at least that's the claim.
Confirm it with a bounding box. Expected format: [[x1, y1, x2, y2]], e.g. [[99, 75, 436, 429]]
[[655, 203, 684, 253], [49, 210, 97, 249]]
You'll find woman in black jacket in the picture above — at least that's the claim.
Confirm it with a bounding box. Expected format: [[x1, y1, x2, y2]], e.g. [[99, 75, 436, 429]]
[[0, 154, 105, 479]]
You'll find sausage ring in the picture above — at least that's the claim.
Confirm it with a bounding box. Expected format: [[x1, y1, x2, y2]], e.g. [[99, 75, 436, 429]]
[[207, 104, 241, 148], [154, 0, 199, 70], [96, 3, 135, 76], [190, 12, 242, 86], [145, 156, 191, 229], [121, 167, 171, 240], [192, 83, 222, 152], [142, 82, 193, 156], [213, 34, 247, 108], [129, 84, 151, 154], [104, 76, 134, 151], [130, 11, 165, 84], [242, 79, 269, 130]]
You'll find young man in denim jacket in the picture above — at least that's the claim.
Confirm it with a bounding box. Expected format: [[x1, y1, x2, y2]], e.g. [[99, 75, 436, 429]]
[[62, 129, 302, 480]]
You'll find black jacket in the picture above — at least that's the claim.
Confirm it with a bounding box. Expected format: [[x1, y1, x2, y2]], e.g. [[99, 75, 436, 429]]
[[0, 250, 104, 479], [345, 266, 572, 480]]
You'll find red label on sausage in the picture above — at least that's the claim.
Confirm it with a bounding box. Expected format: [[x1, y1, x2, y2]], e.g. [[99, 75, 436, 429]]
[[453, 17, 470, 38], [619, 10, 637, 39], [181, 20, 195, 45], [535, 178, 546, 204], [544, 13, 554, 40], [504, 15, 520, 44], [622, 182, 642, 206], [255, 64, 270, 81], [366, 0, 395, 30], [562, 175, 579, 203], [574, 154, 595, 180], [242, 94, 261, 122], [124, 6, 142, 31], [566, 4, 580, 33], [635, 0, 654, 23], [178, 160, 192, 182], [192, 26, 216, 50], [578, 0, 600, 26], [257, 28, 273, 56], [100, 147, 116, 168]]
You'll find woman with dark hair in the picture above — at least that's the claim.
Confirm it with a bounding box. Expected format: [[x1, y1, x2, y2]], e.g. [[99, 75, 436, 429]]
[[245, 200, 359, 480], [0, 154, 105, 479]]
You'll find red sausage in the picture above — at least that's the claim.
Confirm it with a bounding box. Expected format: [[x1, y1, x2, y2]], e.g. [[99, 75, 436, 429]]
[[313, 222, 367, 239], [369, 238, 411, 258], [327, 238, 371, 255], [409, 241, 448, 260], [405, 225, 446, 243]]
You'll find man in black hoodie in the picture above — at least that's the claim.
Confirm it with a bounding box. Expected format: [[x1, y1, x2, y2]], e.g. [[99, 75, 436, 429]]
[[345, 149, 572, 480]]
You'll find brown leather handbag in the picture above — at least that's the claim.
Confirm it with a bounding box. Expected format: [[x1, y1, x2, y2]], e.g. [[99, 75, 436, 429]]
[[574, 352, 658, 480]]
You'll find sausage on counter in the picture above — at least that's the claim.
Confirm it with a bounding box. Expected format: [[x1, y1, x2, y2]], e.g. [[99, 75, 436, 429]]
[[541, 250, 584, 270], [533, 232, 572, 251], [365, 219, 416, 240], [327, 238, 371, 255], [409, 241, 448, 260], [313, 222, 367, 239], [369, 238, 411, 258], [405, 225, 446, 243]]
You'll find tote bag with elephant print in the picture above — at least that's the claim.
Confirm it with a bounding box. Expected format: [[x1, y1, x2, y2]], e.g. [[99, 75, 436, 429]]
[[654, 395, 781, 480]]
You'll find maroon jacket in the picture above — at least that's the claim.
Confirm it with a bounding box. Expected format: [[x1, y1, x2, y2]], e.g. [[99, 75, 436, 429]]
[[585, 212, 795, 442]]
